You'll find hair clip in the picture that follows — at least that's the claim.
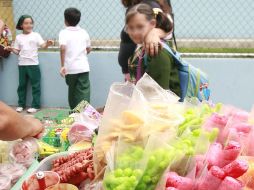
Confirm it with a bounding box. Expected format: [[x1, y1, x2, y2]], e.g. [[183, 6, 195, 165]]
[[153, 8, 163, 18]]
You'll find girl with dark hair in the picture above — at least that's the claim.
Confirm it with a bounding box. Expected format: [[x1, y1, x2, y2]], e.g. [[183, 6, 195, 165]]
[[126, 3, 181, 96], [119, 0, 175, 81], [5, 15, 53, 113]]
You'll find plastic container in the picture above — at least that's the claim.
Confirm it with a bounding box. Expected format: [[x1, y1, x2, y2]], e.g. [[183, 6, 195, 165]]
[[21, 171, 60, 190], [35, 152, 69, 172], [45, 183, 78, 190], [0, 174, 12, 190]]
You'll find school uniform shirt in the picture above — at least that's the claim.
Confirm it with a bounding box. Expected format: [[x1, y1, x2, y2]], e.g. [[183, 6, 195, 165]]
[[59, 26, 91, 75], [14, 32, 45, 65], [128, 45, 181, 97]]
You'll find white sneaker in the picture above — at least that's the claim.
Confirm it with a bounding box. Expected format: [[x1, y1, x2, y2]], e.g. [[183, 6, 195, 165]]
[[16, 107, 24, 112], [27, 108, 39, 114]]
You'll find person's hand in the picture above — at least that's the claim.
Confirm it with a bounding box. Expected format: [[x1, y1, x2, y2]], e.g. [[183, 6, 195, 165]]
[[124, 73, 131, 82], [4, 46, 14, 52], [23, 116, 44, 139], [46, 40, 54, 47], [60, 67, 66, 77], [144, 28, 162, 57]]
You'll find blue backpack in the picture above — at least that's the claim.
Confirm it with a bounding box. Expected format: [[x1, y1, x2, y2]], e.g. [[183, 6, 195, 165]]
[[161, 42, 211, 102]]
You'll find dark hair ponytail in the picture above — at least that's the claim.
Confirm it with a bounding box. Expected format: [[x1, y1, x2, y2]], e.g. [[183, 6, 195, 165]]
[[121, 0, 142, 8], [126, 4, 173, 33], [155, 11, 172, 33]]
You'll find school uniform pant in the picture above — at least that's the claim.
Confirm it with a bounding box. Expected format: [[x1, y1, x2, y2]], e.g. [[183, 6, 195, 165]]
[[18, 65, 41, 109], [65, 72, 90, 109]]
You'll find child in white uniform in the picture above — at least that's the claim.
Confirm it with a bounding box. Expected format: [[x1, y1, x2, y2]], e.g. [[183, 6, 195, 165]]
[[5, 15, 53, 113]]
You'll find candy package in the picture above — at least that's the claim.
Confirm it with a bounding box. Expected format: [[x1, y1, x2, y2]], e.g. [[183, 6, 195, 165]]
[[71, 100, 102, 131], [68, 122, 94, 145]]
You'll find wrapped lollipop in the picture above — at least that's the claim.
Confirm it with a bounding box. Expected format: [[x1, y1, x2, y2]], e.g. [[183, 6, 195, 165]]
[[9, 138, 39, 168]]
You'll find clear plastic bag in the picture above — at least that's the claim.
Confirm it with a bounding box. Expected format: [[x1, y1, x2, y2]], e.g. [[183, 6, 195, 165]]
[[68, 122, 94, 144], [0, 174, 12, 190], [135, 133, 184, 190], [71, 101, 102, 131], [9, 137, 38, 168], [0, 163, 26, 186], [94, 75, 181, 176], [238, 156, 254, 189], [94, 82, 135, 175], [103, 139, 145, 190]]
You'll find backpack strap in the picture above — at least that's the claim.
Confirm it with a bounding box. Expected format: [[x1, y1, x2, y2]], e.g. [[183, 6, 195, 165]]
[[160, 41, 181, 65]]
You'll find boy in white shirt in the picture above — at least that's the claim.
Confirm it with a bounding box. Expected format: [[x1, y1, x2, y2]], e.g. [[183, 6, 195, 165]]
[[59, 8, 91, 109]]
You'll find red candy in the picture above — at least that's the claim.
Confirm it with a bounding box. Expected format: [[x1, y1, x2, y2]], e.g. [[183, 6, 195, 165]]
[[221, 141, 241, 167], [166, 172, 194, 190], [222, 160, 249, 178], [198, 168, 223, 190], [207, 143, 223, 168], [210, 166, 226, 180]]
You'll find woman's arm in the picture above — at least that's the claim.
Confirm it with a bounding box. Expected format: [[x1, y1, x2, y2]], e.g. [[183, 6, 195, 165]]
[[0, 101, 44, 141]]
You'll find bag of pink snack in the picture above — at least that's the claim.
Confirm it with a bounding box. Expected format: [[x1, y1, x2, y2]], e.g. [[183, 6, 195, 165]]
[[9, 138, 38, 168]]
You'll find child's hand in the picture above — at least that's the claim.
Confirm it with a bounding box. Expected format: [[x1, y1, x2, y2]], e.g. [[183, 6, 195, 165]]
[[4, 46, 14, 52], [46, 40, 54, 47], [60, 67, 66, 77], [124, 73, 131, 82]]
